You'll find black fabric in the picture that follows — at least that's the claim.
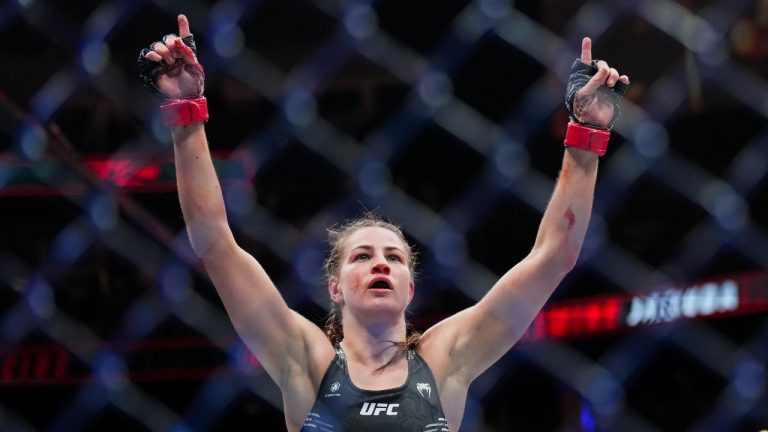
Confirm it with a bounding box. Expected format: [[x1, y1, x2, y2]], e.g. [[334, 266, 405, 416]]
[[137, 35, 198, 99], [565, 59, 628, 129], [301, 348, 449, 432]]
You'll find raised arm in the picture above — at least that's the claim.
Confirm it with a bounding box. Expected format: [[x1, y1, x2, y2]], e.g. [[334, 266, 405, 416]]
[[138, 15, 333, 396], [420, 38, 629, 384]]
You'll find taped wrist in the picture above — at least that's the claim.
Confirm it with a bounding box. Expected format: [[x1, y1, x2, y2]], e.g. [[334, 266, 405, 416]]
[[564, 122, 610, 156], [160, 97, 208, 127]]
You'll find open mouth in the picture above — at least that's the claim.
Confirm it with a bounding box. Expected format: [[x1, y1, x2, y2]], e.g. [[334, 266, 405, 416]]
[[369, 280, 392, 290]]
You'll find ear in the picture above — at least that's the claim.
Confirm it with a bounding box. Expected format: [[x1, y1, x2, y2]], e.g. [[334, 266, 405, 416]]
[[407, 280, 415, 304], [328, 276, 344, 303]]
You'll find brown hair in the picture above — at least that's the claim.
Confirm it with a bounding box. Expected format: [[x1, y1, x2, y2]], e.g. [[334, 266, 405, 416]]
[[323, 212, 421, 353]]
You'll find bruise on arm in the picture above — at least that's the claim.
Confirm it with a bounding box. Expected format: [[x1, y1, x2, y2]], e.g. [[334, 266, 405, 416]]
[[564, 207, 576, 230]]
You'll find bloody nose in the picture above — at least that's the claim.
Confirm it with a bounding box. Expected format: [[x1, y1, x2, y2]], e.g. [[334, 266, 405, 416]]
[[372, 262, 390, 274]]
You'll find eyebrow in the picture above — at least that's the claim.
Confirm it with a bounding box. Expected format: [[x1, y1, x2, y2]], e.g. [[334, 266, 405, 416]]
[[349, 245, 405, 253]]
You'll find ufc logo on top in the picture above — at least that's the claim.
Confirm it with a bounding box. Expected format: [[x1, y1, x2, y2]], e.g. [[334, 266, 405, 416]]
[[359, 403, 399, 416]]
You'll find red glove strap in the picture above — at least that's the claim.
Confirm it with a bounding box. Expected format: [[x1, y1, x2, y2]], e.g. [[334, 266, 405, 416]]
[[564, 122, 610, 156], [160, 97, 209, 127]]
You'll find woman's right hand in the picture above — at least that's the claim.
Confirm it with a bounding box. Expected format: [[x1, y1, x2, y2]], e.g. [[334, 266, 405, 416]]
[[138, 14, 205, 99], [565, 37, 629, 129]]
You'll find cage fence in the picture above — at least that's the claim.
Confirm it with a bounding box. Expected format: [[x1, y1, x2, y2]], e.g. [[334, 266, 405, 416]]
[[1, 0, 768, 431]]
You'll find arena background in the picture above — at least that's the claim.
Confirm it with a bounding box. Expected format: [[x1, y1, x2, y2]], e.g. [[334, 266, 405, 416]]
[[1, 0, 767, 430]]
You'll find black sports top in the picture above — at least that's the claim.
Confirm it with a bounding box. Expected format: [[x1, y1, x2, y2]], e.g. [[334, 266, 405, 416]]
[[300, 347, 450, 432]]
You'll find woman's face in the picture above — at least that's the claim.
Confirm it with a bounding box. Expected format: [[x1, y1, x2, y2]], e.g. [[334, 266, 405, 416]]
[[328, 226, 414, 322]]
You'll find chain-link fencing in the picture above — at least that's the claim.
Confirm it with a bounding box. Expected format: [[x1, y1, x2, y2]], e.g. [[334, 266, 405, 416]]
[[1, 0, 767, 430]]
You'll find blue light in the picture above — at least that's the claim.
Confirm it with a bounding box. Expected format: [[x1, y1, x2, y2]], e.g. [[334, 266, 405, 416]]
[[478, 0, 510, 19], [294, 246, 324, 285], [284, 90, 317, 126], [212, 24, 244, 58], [358, 159, 392, 197], [417, 71, 453, 108], [580, 400, 596, 432], [94, 353, 127, 390], [731, 358, 765, 400], [632, 121, 668, 158], [30, 70, 76, 123], [26, 276, 54, 319], [584, 371, 621, 416], [210, 2, 246, 59], [52, 225, 90, 263], [160, 264, 191, 303], [16, 123, 47, 161], [80, 39, 110, 75], [87, 194, 118, 231], [493, 140, 528, 179], [433, 230, 466, 267], [224, 184, 255, 215], [344, 5, 378, 39]]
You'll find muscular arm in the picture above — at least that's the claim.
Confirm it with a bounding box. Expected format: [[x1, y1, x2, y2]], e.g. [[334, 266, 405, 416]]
[[145, 16, 334, 399], [172, 124, 332, 385], [420, 37, 628, 388], [421, 148, 597, 380], [171, 124, 287, 351], [479, 147, 599, 335]]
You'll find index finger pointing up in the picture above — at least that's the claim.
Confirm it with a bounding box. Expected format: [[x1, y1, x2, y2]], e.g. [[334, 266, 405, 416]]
[[581, 37, 592, 64], [178, 14, 192, 38]]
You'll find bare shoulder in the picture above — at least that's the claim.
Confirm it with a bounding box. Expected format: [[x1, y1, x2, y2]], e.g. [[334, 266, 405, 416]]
[[416, 312, 468, 385], [278, 313, 337, 427], [417, 323, 472, 430], [298, 313, 337, 383], [416, 304, 496, 385]]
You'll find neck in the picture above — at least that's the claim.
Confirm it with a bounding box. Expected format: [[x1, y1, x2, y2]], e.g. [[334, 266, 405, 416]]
[[339, 313, 407, 368]]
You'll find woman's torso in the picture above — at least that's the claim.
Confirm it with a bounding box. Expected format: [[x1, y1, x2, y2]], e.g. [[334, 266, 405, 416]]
[[299, 347, 450, 432]]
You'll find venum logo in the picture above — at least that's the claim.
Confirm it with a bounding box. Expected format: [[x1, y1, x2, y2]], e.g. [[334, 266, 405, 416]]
[[359, 402, 399, 416], [417, 382, 431, 398]]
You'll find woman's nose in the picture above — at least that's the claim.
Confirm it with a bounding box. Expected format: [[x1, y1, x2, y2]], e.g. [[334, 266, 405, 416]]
[[371, 259, 390, 274]]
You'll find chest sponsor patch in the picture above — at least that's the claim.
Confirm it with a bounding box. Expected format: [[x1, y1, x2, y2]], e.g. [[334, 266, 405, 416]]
[[359, 402, 399, 416]]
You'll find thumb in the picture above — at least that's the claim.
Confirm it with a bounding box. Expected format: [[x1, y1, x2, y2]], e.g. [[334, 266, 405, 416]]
[[178, 14, 192, 38]]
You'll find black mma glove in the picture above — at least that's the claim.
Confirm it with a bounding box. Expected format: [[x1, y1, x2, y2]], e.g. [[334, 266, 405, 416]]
[[137, 33, 208, 126], [565, 59, 628, 130], [137, 34, 205, 100]]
